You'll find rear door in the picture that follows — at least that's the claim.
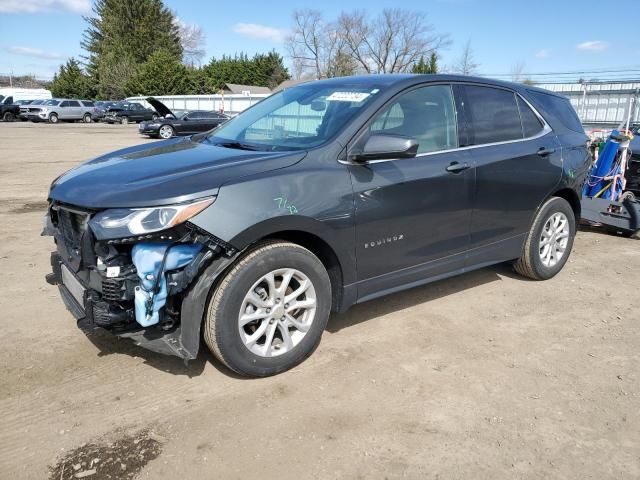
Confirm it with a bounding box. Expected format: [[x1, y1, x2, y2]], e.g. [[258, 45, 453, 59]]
[[68, 100, 82, 119], [194, 112, 216, 132], [455, 84, 562, 265]]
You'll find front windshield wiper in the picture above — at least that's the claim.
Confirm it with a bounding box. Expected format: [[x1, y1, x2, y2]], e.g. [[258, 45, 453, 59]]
[[214, 141, 262, 151]]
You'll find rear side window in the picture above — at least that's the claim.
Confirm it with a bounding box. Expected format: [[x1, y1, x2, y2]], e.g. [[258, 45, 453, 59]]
[[81, 101, 94, 107], [461, 85, 522, 145], [69, 100, 81, 107], [527, 91, 584, 133], [517, 96, 544, 137]]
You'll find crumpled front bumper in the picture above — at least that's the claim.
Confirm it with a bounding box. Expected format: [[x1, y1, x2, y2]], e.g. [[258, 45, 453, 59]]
[[48, 251, 198, 359]]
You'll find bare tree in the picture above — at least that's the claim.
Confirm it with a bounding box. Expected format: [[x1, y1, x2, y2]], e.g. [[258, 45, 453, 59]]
[[453, 39, 478, 75], [286, 9, 326, 79], [337, 9, 449, 74], [174, 18, 206, 66], [510, 61, 526, 82]]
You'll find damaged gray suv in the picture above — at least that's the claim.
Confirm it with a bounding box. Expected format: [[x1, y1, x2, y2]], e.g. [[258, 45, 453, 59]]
[[45, 74, 590, 377]]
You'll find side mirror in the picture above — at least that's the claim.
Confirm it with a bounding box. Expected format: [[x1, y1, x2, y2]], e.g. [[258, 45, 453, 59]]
[[350, 134, 419, 162]]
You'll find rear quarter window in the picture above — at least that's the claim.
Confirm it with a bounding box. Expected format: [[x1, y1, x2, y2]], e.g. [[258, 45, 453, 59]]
[[516, 96, 544, 137], [527, 90, 584, 134]]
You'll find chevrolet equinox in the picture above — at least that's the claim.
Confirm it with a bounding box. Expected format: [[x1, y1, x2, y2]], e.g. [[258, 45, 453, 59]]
[[45, 75, 590, 377]]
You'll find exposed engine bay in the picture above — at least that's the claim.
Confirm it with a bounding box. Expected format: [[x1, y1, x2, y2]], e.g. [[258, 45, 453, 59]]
[[44, 201, 234, 359]]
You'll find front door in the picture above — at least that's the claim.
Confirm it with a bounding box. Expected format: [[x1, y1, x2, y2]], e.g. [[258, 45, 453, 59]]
[[349, 84, 475, 300]]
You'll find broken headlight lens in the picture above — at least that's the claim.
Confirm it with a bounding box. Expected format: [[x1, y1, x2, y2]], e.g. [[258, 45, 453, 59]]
[[89, 197, 214, 240]]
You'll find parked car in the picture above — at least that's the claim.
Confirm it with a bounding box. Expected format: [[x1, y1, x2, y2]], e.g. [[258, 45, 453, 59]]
[[103, 101, 158, 124], [0, 96, 21, 121], [139, 97, 230, 138], [27, 98, 95, 123], [45, 74, 590, 377], [92, 101, 118, 121], [19, 99, 46, 121]]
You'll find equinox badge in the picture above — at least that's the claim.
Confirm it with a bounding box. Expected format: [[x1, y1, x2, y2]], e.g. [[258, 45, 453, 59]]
[[364, 234, 404, 249]]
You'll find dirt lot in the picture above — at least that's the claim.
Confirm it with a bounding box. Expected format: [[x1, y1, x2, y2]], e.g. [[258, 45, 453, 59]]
[[0, 122, 638, 479]]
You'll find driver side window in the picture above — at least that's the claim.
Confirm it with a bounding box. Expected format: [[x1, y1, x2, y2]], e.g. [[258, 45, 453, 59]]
[[368, 85, 458, 154]]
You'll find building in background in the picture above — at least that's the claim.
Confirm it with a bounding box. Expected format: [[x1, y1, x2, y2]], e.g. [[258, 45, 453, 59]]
[[536, 81, 640, 135]]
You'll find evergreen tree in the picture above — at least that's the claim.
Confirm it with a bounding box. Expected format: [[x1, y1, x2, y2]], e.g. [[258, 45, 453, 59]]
[[50, 58, 95, 98], [411, 56, 428, 74], [124, 49, 191, 96], [428, 52, 438, 73], [201, 52, 290, 92], [82, 0, 182, 97], [411, 53, 438, 74]]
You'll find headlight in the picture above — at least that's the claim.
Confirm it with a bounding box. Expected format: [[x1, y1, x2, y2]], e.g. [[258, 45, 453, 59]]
[[89, 198, 214, 240], [147, 123, 161, 128]]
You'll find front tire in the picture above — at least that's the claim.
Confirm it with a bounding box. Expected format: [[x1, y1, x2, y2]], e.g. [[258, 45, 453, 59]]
[[48, 113, 59, 124], [204, 241, 331, 377], [120, 116, 128, 125], [514, 197, 576, 280], [158, 124, 174, 139], [2, 112, 15, 122]]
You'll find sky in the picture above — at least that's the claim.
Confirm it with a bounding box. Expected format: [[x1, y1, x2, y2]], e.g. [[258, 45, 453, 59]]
[[0, 0, 639, 82]]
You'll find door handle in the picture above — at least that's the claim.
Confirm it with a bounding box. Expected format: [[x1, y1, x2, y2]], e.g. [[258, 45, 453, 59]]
[[537, 147, 556, 156], [446, 162, 471, 173]]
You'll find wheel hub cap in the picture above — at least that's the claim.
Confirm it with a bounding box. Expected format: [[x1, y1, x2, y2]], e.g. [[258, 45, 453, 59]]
[[238, 268, 317, 358], [539, 212, 570, 268]]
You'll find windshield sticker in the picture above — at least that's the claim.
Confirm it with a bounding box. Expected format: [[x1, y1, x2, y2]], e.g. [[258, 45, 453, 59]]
[[326, 92, 371, 103]]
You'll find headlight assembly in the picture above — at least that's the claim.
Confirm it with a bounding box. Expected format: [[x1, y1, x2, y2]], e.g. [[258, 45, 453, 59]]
[[89, 197, 214, 240]]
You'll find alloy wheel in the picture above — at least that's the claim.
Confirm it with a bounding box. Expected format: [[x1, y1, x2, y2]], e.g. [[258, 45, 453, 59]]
[[159, 125, 173, 139], [539, 212, 570, 268], [238, 268, 317, 357]]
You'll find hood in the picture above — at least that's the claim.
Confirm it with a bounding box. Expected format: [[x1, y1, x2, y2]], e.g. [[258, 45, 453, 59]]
[[146, 97, 173, 118], [49, 137, 305, 209]]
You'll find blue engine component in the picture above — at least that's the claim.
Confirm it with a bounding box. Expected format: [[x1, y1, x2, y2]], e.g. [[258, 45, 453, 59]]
[[131, 242, 203, 327]]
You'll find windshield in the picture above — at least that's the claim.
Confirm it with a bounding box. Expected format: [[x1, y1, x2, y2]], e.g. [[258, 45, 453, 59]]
[[205, 83, 382, 151]]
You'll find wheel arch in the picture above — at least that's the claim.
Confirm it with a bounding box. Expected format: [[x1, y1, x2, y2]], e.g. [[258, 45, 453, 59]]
[[257, 230, 345, 313], [551, 187, 581, 225], [179, 225, 350, 361]]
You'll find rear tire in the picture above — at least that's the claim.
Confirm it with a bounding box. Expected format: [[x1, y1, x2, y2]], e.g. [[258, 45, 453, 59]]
[[48, 113, 59, 124], [83, 113, 92, 123], [514, 197, 576, 280], [204, 241, 331, 377]]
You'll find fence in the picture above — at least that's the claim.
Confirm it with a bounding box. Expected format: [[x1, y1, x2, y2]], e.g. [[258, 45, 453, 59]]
[[125, 93, 271, 116]]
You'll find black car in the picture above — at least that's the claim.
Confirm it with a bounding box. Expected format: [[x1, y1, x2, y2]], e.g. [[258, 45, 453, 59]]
[[45, 74, 590, 377], [0, 96, 21, 121], [92, 100, 118, 121], [103, 101, 158, 124], [139, 97, 229, 138]]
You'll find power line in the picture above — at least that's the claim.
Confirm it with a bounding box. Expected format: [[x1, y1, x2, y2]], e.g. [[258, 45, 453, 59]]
[[481, 66, 640, 77]]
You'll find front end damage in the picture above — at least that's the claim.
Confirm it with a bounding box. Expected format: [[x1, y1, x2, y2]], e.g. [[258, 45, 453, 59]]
[[44, 200, 235, 360]]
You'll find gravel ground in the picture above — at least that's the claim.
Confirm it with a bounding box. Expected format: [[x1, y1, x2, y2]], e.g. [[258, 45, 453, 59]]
[[0, 122, 638, 480]]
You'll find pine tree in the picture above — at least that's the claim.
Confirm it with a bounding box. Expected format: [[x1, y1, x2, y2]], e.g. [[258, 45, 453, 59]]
[[411, 53, 438, 74], [124, 49, 191, 96], [82, 0, 182, 98], [428, 52, 438, 73], [50, 58, 95, 98]]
